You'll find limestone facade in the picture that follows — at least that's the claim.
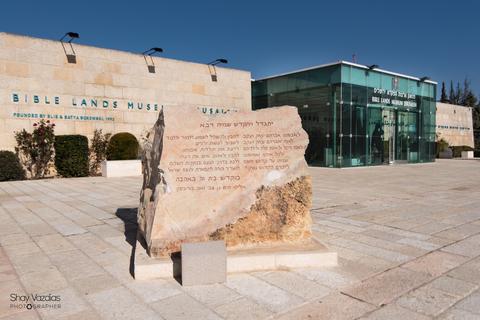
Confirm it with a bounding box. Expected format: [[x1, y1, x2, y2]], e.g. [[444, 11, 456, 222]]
[[436, 102, 474, 147], [0, 32, 251, 150]]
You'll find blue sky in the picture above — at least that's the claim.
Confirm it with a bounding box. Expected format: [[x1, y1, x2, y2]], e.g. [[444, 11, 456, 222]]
[[1, 0, 479, 97]]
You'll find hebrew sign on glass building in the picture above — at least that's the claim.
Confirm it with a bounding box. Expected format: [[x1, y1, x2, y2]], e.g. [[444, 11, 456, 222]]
[[252, 61, 437, 168]]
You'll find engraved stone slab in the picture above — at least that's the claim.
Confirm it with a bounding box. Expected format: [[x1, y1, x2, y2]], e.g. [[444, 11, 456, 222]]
[[181, 240, 226, 286], [138, 105, 312, 257]]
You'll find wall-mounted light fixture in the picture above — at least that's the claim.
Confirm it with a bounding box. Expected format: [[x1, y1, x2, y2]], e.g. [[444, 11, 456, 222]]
[[368, 64, 379, 70], [60, 32, 80, 64], [143, 47, 163, 73], [207, 58, 228, 82]]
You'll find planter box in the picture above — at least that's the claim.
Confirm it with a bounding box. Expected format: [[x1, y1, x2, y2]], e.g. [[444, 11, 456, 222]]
[[101, 160, 142, 178], [438, 149, 453, 159], [461, 151, 474, 159]]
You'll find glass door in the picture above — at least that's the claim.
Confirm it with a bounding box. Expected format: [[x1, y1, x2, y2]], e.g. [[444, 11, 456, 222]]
[[368, 107, 396, 165], [396, 111, 417, 163], [396, 111, 408, 163], [368, 107, 383, 165], [382, 109, 396, 164]]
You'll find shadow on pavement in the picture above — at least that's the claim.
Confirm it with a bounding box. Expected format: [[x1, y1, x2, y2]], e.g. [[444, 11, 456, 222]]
[[115, 207, 183, 283], [115, 207, 140, 278]]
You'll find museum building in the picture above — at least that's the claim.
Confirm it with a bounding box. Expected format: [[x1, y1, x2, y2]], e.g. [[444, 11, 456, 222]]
[[0, 32, 251, 151], [252, 62, 438, 167], [436, 102, 474, 148], [0, 33, 474, 168]]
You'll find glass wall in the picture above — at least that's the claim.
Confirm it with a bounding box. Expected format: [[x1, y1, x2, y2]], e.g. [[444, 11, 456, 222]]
[[252, 63, 437, 167], [252, 66, 340, 167]]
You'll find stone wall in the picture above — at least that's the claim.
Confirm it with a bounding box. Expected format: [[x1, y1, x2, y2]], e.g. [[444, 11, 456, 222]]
[[0, 32, 251, 150], [436, 102, 474, 147]]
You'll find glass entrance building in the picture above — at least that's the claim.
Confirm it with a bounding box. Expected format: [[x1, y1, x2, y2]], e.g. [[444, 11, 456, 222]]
[[252, 61, 437, 167]]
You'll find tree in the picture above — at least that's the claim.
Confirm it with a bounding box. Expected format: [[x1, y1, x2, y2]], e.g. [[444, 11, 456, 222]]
[[465, 92, 478, 108], [15, 120, 55, 179], [447, 81, 464, 105], [440, 81, 448, 102], [473, 101, 480, 152], [454, 82, 462, 105], [89, 129, 111, 175], [449, 80, 455, 104], [444, 77, 477, 107], [460, 78, 470, 105], [473, 106, 480, 130], [459, 78, 477, 108]]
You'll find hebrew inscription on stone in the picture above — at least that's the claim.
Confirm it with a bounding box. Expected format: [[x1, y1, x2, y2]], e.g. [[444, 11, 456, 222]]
[[139, 106, 312, 257]]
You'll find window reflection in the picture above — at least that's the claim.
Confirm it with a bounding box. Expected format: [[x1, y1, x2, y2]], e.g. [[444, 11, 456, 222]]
[[252, 63, 436, 167]]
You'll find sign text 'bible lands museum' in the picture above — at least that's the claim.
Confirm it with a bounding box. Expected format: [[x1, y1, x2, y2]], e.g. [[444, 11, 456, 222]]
[[0, 32, 251, 150]]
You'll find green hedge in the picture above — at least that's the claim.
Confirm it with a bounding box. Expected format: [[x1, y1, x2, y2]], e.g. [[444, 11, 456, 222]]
[[0, 151, 25, 181], [451, 145, 474, 158], [54, 135, 89, 177], [435, 139, 450, 158], [106, 132, 139, 160]]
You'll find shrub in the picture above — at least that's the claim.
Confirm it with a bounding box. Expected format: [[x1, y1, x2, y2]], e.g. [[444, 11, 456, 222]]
[[436, 138, 449, 158], [0, 151, 26, 181], [15, 120, 55, 179], [89, 129, 111, 175], [106, 132, 139, 160], [451, 145, 474, 158], [54, 135, 89, 177]]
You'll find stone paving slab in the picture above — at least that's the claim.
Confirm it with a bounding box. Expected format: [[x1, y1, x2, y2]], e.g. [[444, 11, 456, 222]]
[[276, 292, 376, 320], [0, 160, 479, 319], [360, 304, 431, 320], [342, 267, 432, 306], [396, 286, 461, 317], [402, 251, 469, 277]]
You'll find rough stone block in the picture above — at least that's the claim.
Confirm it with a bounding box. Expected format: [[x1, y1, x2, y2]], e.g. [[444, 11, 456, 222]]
[[181, 241, 226, 286], [138, 106, 312, 257]]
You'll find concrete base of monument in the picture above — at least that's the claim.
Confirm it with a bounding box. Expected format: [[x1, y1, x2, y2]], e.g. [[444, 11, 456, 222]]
[[134, 235, 338, 281], [101, 160, 142, 178]]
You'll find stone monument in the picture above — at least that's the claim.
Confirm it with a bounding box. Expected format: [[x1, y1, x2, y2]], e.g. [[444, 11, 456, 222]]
[[138, 106, 312, 257]]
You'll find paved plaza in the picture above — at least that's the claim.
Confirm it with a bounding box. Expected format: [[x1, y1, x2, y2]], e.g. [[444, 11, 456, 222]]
[[1, 160, 480, 319]]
